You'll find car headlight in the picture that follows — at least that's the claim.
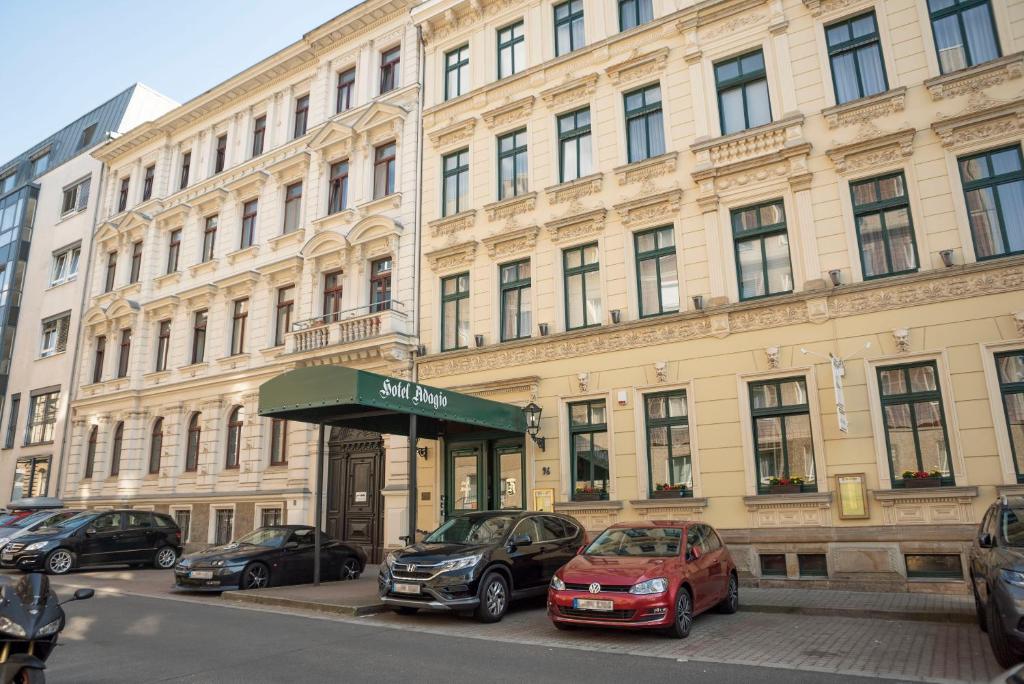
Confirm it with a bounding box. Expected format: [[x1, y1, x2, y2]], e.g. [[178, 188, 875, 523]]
[[36, 618, 62, 637], [0, 538, 9, 548], [0, 616, 26, 638], [1001, 569, 1024, 588], [439, 555, 481, 573], [24, 542, 49, 551], [212, 560, 225, 567], [629, 577, 669, 595], [385, 551, 398, 569], [550, 575, 565, 591]]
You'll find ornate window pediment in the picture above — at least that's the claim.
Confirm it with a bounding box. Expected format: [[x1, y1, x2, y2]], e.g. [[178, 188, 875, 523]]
[[826, 127, 916, 175], [540, 74, 598, 110], [143, 295, 179, 321], [215, 270, 261, 298], [223, 171, 269, 199], [192, 187, 229, 215], [426, 240, 477, 272], [265, 152, 310, 184], [482, 225, 539, 258], [427, 118, 477, 150], [154, 203, 192, 230], [614, 189, 682, 229], [932, 97, 1024, 151], [545, 208, 607, 244], [605, 47, 669, 86], [482, 96, 535, 129]]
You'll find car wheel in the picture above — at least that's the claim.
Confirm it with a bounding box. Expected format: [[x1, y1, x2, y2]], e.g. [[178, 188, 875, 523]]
[[973, 578, 988, 633], [340, 557, 361, 581], [987, 594, 1024, 668], [153, 546, 178, 570], [13, 666, 44, 683], [474, 572, 509, 623], [393, 607, 419, 615], [717, 573, 739, 614], [240, 562, 270, 590], [665, 587, 694, 639], [44, 549, 74, 576]]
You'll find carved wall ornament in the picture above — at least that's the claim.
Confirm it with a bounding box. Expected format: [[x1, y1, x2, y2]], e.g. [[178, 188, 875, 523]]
[[577, 372, 590, 393], [614, 188, 683, 228], [802, 0, 873, 18], [1015, 311, 1024, 338], [484, 192, 537, 222], [429, 210, 477, 238], [925, 52, 1024, 101], [822, 87, 907, 129], [605, 47, 670, 86], [545, 173, 604, 205], [427, 118, 477, 148], [426, 240, 478, 272], [932, 99, 1024, 149], [826, 128, 916, 175], [893, 328, 910, 353], [540, 74, 599, 109], [545, 209, 607, 244], [614, 152, 678, 185], [654, 361, 668, 383], [765, 346, 780, 369], [701, 12, 767, 40], [482, 225, 540, 258], [482, 96, 535, 129], [691, 114, 807, 171]]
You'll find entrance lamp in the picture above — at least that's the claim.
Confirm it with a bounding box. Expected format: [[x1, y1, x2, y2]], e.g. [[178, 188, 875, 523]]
[[522, 402, 546, 452]]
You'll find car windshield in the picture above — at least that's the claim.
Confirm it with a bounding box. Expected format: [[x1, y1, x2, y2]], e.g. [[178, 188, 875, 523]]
[[1001, 508, 1024, 546], [0, 515, 20, 526], [52, 512, 97, 530], [233, 528, 291, 548], [9, 511, 59, 528], [584, 527, 682, 557], [423, 516, 515, 545]]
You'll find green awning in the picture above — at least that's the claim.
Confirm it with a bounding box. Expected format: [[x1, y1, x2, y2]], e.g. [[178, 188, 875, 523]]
[[258, 366, 526, 437]]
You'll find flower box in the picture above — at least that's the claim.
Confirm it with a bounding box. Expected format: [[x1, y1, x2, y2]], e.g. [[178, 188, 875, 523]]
[[573, 492, 607, 502], [651, 488, 687, 499], [769, 484, 801, 494], [903, 476, 941, 489]]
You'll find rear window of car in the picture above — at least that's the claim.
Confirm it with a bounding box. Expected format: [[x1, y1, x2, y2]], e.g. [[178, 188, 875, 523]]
[[153, 514, 176, 529]]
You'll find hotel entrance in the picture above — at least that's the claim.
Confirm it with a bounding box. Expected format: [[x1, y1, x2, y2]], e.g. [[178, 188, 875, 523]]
[[445, 439, 525, 515]]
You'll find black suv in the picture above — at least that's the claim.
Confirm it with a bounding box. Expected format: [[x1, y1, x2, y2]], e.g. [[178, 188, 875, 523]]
[[0, 509, 182, 575], [970, 496, 1024, 667], [379, 511, 585, 622]]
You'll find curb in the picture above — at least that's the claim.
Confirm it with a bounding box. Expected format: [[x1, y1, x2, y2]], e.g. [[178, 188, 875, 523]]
[[220, 592, 388, 617], [740, 603, 975, 624]]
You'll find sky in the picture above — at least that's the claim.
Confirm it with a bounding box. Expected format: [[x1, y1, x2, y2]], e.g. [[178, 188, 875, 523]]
[[0, 0, 361, 162]]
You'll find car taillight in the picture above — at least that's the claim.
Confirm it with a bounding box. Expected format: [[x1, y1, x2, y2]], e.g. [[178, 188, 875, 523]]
[[175, 531, 181, 540]]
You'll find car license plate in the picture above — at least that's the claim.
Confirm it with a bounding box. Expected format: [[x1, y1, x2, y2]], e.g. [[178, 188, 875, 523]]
[[1, 553, 12, 561], [393, 582, 420, 595], [573, 598, 613, 611], [190, 570, 213, 579]]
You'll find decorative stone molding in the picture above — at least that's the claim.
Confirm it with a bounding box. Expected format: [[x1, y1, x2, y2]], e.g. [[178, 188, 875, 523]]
[[872, 486, 978, 525], [268, 229, 306, 252], [765, 346, 780, 369], [215, 270, 261, 298], [484, 192, 536, 222], [1015, 311, 1024, 338], [265, 151, 311, 183], [449, 375, 541, 399], [892, 328, 910, 352], [256, 255, 303, 285], [482, 225, 539, 258], [192, 188, 229, 215], [826, 127, 916, 175], [481, 96, 535, 129], [925, 52, 1024, 101], [188, 259, 218, 278], [743, 492, 833, 527], [932, 98, 1024, 150], [226, 245, 260, 265], [552, 500, 624, 532], [701, 10, 767, 40], [691, 114, 807, 171], [545, 208, 607, 244], [427, 117, 477, 149], [614, 151, 678, 186], [822, 87, 907, 129], [613, 188, 683, 228], [425, 240, 478, 272], [630, 498, 708, 520], [540, 74, 599, 109], [429, 210, 477, 238], [142, 295, 179, 320], [577, 372, 590, 393], [802, 0, 873, 18], [154, 203, 191, 230], [311, 208, 356, 233], [605, 47, 670, 86], [355, 192, 403, 217], [222, 171, 269, 199], [545, 173, 603, 205]]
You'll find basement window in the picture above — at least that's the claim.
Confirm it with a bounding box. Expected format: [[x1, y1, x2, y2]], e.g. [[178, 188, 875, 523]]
[[905, 554, 962, 579], [798, 554, 828, 577], [759, 554, 787, 577]]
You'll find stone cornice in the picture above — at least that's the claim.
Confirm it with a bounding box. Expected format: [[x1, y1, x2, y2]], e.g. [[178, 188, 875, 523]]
[[821, 87, 907, 129], [544, 173, 604, 205], [604, 47, 670, 86], [481, 225, 540, 258], [484, 191, 537, 222], [925, 52, 1024, 101], [614, 151, 678, 186], [427, 117, 477, 149], [539, 74, 599, 110], [429, 209, 477, 238], [826, 127, 916, 175], [614, 188, 683, 228], [425, 240, 477, 272], [545, 209, 607, 244], [481, 95, 535, 129], [931, 96, 1024, 150]]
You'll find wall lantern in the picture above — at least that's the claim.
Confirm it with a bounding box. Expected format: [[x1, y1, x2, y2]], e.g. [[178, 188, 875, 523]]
[[522, 402, 546, 452]]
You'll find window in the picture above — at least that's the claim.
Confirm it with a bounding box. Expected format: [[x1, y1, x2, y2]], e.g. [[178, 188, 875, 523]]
[[215, 508, 234, 545], [117, 177, 130, 212], [445, 45, 469, 100], [380, 46, 401, 93], [167, 229, 181, 273], [25, 391, 59, 445], [230, 299, 248, 355], [225, 406, 243, 469], [50, 245, 80, 286], [440, 273, 470, 351], [129, 240, 143, 284], [497, 129, 528, 200], [84, 426, 97, 478], [635, 226, 679, 317], [557, 108, 592, 183], [760, 554, 787, 576], [878, 361, 954, 487], [749, 377, 817, 493], [78, 123, 97, 150], [60, 177, 90, 216], [563, 243, 601, 330], [905, 553, 963, 579], [117, 328, 131, 377], [850, 172, 918, 279], [202, 215, 218, 262], [370, 258, 392, 312], [92, 336, 105, 383], [191, 310, 207, 364], [1, 173, 15, 194], [142, 164, 155, 201], [826, 12, 888, 104], [322, 271, 344, 323], [261, 508, 284, 527], [928, 0, 1000, 74], [275, 285, 294, 347], [959, 146, 1024, 259], [569, 400, 609, 497], [624, 85, 665, 163], [618, 0, 652, 31], [336, 68, 355, 113], [155, 319, 171, 372], [554, 0, 585, 56], [798, 554, 828, 577], [645, 391, 691, 496], [179, 151, 191, 189], [497, 21, 525, 79], [997, 351, 1024, 482], [4, 395, 19, 449], [248, 115, 264, 156], [40, 314, 70, 358], [442, 149, 469, 217], [328, 160, 349, 215], [283, 182, 302, 233], [149, 418, 163, 475], [716, 50, 772, 135], [500, 260, 531, 341], [293, 95, 309, 139], [270, 419, 288, 465], [732, 200, 792, 300], [174, 509, 191, 542], [104, 251, 117, 292], [240, 200, 258, 249], [214, 134, 227, 174], [11, 457, 49, 500], [31, 152, 50, 176], [186, 413, 201, 472], [373, 143, 396, 199]]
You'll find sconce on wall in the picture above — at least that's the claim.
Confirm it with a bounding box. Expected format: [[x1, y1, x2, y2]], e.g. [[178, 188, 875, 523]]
[[522, 402, 546, 452], [416, 447, 429, 460]]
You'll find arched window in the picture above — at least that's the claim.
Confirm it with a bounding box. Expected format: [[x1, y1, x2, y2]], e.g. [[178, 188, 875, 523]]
[[149, 418, 163, 475], [110, 422, 124, 476], [84, 426, 97, 479], [225, 406, 244, 469], [186, 413, 201, 472]]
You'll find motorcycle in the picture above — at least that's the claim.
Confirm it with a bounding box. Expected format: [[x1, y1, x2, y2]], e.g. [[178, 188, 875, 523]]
[[0, 573, 93, 683]]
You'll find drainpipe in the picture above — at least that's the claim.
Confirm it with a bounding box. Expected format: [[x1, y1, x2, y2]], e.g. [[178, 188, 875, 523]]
[[412, 22, 425, 385]]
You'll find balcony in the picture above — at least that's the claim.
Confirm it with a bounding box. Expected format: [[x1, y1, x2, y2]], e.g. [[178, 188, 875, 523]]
[[285, 300, 409, 356]]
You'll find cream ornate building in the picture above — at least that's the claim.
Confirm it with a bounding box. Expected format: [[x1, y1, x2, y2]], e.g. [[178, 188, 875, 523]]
[[410, 0, 1024, 590], [65, 0, 421, 557]]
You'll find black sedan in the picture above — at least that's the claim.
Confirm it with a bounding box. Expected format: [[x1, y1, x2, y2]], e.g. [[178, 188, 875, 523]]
[[174, 525, 366, 591]]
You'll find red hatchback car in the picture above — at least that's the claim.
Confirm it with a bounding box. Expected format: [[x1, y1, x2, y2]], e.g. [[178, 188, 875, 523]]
[[548, 520, 737, 638]]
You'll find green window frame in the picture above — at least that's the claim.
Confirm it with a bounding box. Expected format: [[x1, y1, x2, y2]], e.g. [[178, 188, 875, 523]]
[[927, 0, 1001, 75], [569, 400, 609, 499], [618, 0, 652, 31], [442, 149, 469, 217], [440, 273, 470, 352], [623, 84, 664, 164], [497, 129, 528, 200], [499, 260, 531, 342], [958, 145, 1024, 260], [644, 391, 691, 497], [825, 11, 888, 104], [444, 45, 469, 101], [996, 351, 1024, 483], [749, 377, 818, 494], [715, 50, 771, 135], [634, 225, 679, 317], [850, 172, 919, 279], [563, 242, 601, 330], [554, 0, 585, 56], [558, 108, 592, 183], [732, 200, 792, 301], [497, 21, 525, 79], [877, 361, 955, 488]]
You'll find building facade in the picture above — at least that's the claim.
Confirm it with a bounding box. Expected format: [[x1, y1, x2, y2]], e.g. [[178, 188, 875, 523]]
[[0, 85, 176, 504], [65, 0, 422, 557], [410, 0, 1024, 591]]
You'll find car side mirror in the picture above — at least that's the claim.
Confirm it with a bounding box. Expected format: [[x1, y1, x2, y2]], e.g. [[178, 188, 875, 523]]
[[284, 541, 299, 550], [85, 528, 96, 536], [688, 546, 702, 561], [509, 534, 531, 548], [979, 532, 994, 548]]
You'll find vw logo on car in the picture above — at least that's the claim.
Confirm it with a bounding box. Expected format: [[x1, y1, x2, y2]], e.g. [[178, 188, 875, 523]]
[[589, 583, 601, 594]]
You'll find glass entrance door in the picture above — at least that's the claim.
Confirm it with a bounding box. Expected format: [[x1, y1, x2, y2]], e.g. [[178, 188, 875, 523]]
[[446, 439, 524, 516], [449, 444, 481, 512]]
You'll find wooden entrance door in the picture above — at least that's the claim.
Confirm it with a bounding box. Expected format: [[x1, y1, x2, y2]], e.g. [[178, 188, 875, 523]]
[[327, 428, 384, 563]]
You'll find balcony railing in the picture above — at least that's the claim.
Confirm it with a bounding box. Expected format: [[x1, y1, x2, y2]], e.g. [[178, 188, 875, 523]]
[[286, 300, 407, 354]]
